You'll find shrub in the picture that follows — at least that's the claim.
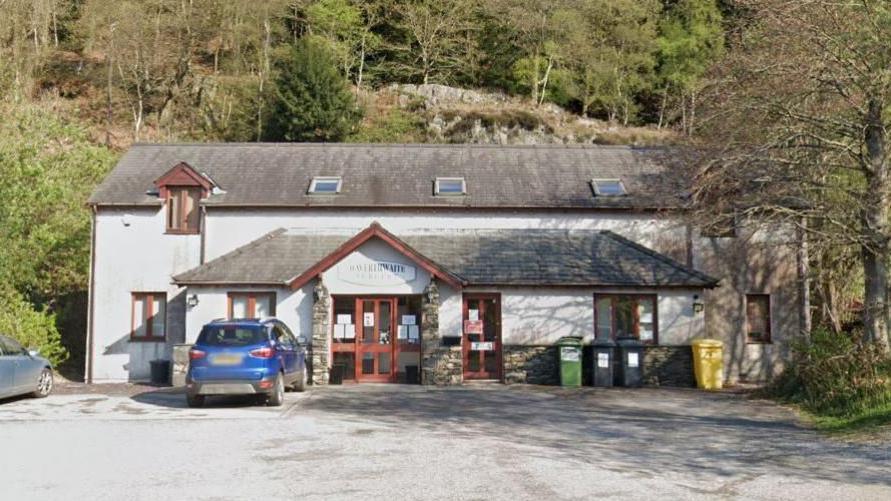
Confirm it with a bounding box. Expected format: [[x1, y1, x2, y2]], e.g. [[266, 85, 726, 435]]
[[768, 328, 891, 416], [0, 286, 67, 366]]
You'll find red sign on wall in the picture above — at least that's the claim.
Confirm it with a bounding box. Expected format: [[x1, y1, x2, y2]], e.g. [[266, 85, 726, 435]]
[[464, 320, 483, 334]]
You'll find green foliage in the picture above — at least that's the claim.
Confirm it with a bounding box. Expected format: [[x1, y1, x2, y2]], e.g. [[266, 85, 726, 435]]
[[0, 286, 67, 365], [264, 37, 363, 142], [768, 329, 891, 417], [347, 108, 426, 143], [657, 0, 724, 93]]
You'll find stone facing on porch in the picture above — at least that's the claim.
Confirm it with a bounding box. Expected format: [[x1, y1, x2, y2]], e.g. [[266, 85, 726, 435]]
[[421, 280, 462, 385], [503, 345, 559, 385], [643, 346, 695, 387], [310, 280, 331, 385]]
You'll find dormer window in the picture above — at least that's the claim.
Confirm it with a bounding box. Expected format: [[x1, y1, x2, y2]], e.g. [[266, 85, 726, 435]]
[[167, 187, 201, 234], [435, 177, 466, 196], [153, 161, 213, 236], [308, 176, 342, 195], [591, 179, 627, 197]]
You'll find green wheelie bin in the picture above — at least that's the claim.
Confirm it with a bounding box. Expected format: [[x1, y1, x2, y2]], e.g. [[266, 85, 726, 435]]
[[556, 336, 583, 387]]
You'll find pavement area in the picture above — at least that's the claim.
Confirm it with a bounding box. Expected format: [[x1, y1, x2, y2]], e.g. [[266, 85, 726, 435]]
[[1, 384, 890, 501]]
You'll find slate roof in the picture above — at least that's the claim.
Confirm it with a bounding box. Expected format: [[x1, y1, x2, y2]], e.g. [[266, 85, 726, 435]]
[[173, 228, 718, 288], [89, 143, 683, 209]]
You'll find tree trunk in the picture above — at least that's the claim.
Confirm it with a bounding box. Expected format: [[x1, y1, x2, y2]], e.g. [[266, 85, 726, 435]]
[[861, 98, 891, 350], [657, 87, 668, 129]]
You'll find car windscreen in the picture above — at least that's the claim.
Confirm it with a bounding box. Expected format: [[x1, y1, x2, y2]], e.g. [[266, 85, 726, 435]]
[[196, 326, 266, 347]]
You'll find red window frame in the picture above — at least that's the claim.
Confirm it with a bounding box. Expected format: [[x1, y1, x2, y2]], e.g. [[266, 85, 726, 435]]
[[745, 294, 772, 344], [166, 186, 202, 234], [131, 292, 167, 341], [227, 292, 277, 319], [593, 294, 658, 345]]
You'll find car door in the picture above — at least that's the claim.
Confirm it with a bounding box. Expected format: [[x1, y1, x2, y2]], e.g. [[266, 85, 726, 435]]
[[271, 324, 296, 378], [3, 336, 37, 393], [0, 338, 14, 398], [281, 323, 305, 375]]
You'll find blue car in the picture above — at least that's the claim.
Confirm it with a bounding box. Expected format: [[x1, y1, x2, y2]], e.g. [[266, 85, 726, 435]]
[[0, 335, 53, 401], [186, 318, 308, 408]]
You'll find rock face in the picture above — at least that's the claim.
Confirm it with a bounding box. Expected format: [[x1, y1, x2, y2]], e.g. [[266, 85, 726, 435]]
[[385, 83, 670, 146]]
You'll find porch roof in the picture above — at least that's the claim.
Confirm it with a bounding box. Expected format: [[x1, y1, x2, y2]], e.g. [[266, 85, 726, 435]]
[[172, 225, 719, 289]]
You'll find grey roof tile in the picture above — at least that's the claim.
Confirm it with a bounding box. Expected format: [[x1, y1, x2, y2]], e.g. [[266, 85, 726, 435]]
[[90, 143, 683, 209], [173, 228, 718, 288]]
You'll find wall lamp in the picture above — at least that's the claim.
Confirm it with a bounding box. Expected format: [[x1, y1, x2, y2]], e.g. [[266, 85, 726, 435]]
[[692, 295, 704, 314], [187, 294, 199, 308]]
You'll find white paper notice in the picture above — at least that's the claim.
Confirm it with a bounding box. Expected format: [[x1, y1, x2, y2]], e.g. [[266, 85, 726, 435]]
[[468, 309, 479, 322], [628, 352, 639, 368], [334, 324, 345, 339], [401, 315, 416, 326], [397, 325, 408, 339], [408, 325, 419, 340], [363, 312, 374, 327], [343, 325, 355, 339], [336, 314, 352, 325], [597, 352, 609, 368]]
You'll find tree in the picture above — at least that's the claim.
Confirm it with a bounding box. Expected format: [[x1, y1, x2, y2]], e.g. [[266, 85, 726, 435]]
[[264, 36, 362, 141], [655, 0, 724, 133], [691, 0, 891, 349]]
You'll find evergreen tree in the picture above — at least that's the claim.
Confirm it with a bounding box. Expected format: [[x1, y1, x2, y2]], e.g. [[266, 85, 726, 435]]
[[264, 36, 362, 142]]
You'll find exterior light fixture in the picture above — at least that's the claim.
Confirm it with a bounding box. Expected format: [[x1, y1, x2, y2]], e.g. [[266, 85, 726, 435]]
[[692, 295, 704, 314], [187, 294, 199, 308]]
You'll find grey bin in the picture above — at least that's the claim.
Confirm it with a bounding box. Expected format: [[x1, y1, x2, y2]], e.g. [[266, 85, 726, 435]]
[[149, 359, 171, 385], [616, 337, 644, 387], [591, 338, 616, 387]]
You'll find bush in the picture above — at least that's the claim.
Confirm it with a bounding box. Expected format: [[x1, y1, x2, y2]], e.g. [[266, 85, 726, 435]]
[[0, 287, 67, 366], [768, 328, 891, 416]]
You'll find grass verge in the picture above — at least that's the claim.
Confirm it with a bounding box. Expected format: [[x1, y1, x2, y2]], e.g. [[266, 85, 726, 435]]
[[808, 401, 891, 433]]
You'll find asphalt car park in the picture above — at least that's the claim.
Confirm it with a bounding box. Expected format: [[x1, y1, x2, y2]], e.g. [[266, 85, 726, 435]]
[[1, 385, 890, 500]]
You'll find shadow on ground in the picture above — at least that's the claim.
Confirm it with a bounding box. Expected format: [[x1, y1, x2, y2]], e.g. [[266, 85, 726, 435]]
[[301, 385, 891, 490]]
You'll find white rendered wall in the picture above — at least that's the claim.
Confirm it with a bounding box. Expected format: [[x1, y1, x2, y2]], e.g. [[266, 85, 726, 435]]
[[203, 209, 687, 262], [183, 285, 314, 343], [91, 208, 201, 382]]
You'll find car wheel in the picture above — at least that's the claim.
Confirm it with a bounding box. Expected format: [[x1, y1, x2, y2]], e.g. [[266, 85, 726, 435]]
[[32, 368, 53, 398], [293, 365, 307, 393], [267, 372, 284, 407], [186, 394, 205, 408]]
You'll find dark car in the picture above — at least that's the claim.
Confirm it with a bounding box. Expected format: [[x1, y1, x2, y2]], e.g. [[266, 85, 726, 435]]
[[0, 335, 53, 401], [186, 318, 308, 408]]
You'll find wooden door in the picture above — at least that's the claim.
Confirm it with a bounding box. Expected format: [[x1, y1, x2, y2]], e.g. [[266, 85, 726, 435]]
[[462, 294, 502, 380], [355, 298, 396, 382]]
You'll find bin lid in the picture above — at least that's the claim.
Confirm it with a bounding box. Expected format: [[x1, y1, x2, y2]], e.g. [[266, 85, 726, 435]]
[[692, 338, 723, 348], [592, 337, 616, 347], [556, 336, 583, 346]]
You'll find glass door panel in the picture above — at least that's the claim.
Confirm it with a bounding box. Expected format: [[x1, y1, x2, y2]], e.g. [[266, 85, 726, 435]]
[[463, 295, 501, 380], [356, 298, 396, 382]]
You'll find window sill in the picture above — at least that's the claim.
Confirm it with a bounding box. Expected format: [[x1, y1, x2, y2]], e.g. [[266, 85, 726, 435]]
[[130, 336, 167, 343]]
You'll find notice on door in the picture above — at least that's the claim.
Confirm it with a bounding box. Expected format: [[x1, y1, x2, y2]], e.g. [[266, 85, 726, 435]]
[[363, 312, 375, 327], [464, 320, 483, 334], [471, 341, 494, 351], [597, 352, 610, 368]]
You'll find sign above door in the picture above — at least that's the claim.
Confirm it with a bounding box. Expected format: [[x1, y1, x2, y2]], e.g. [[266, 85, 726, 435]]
[[336, 254, 417, 286]]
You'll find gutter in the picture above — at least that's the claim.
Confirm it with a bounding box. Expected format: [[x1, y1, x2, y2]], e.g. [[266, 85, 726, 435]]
[[85, 206, 98, 384]]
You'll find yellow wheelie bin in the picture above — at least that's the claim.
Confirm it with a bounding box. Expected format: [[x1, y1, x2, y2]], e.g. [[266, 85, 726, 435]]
[[691, 339, 723, 390]]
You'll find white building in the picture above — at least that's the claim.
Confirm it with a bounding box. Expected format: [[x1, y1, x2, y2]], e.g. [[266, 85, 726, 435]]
[[86, 143, 801, 385]]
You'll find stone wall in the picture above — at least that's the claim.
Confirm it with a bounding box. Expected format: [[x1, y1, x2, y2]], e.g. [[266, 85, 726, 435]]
[[310, 281, 331, 385], [643, 346, 695, 387], [421, 280, 463, 385], [503, 345, 559, 385]]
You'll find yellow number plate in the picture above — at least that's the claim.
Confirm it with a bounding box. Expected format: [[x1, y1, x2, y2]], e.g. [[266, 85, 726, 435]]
[[210, 354, 243, 366]]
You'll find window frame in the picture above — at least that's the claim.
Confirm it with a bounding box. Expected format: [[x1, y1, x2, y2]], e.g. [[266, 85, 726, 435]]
[[131, 292, 167, 342], [745, 294, 772, 344], [165, 186, 202, 235], [593, 293, 658, 345], [227, 292, 277, 319], [308, 176, 343, 195], [434, 177, 467, 196], [591, 179, 627, 197]]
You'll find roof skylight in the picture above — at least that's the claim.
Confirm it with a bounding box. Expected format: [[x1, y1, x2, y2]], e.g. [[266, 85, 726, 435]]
[[591, 179, 627, 197], [308, 176, 342, 195], [435, 177, 466, 196]]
